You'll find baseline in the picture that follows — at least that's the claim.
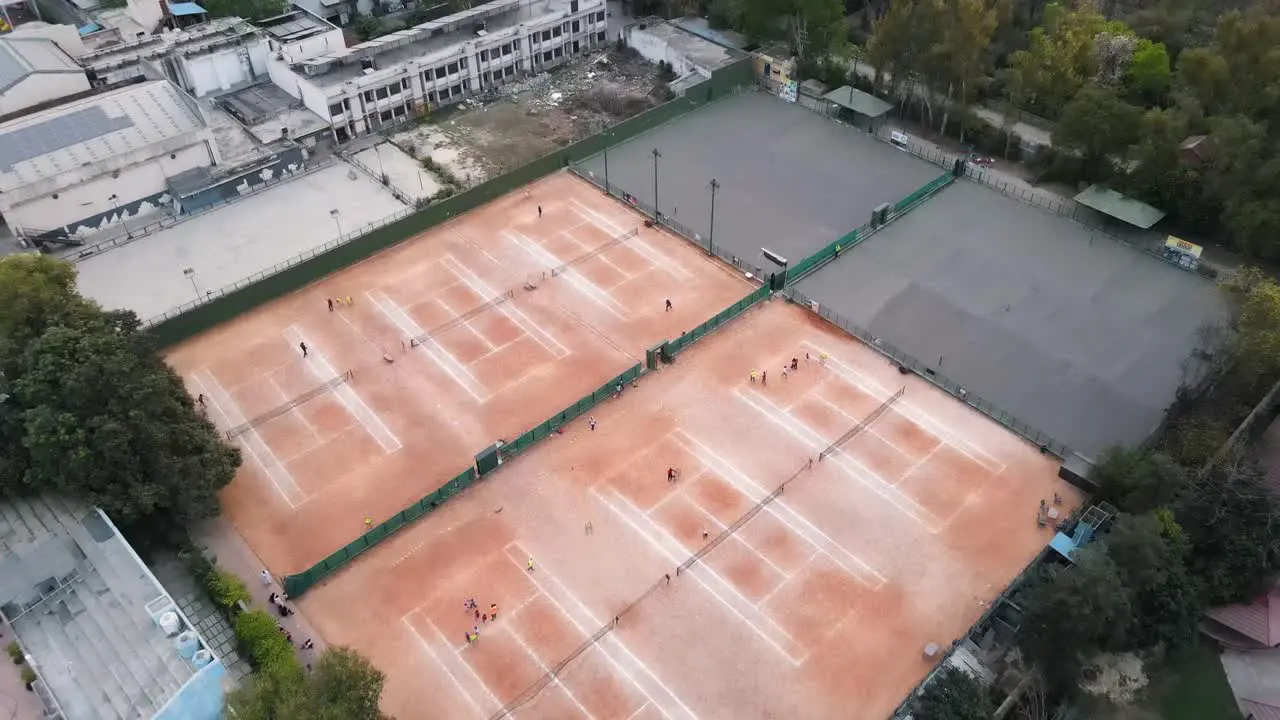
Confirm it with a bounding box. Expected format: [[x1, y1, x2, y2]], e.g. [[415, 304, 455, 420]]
[[402, 609, 499, 719], [191, 368, 303, 507]]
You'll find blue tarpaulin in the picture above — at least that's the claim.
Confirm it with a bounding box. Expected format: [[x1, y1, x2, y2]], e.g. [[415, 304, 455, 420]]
[[167, 2, 207, 15]]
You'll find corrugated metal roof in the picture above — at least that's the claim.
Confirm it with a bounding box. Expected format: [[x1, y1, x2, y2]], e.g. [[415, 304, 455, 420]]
[[1242, 699, 1280, 720], [0, 80, 207, 190], [1073, 185, 1167, 229], [1206, 581, 1280, 647], [822, 85, 892, 119]]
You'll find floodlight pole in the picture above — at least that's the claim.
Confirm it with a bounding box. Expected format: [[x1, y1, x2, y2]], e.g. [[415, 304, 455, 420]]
[[708, 178, 720, 256], [330, 208, 343, 239], [183, 267, 201, 300], [651, 147, 662, 221], [601, 129, 611, 195], [108, 194, 132, 239]]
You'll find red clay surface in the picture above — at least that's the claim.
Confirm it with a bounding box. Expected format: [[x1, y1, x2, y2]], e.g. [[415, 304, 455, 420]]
[[287, 299, 1083, 720], [164, 171, 754, 574]]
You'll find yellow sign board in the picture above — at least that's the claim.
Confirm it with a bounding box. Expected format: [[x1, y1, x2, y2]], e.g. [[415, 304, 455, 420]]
[[1165, 235, 1203, 259]]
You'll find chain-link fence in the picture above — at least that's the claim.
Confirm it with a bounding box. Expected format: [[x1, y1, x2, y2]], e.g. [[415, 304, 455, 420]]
[[782, 287, 1070, 458]]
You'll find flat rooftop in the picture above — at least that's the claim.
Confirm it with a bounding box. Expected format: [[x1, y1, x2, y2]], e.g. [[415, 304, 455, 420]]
[[0, 497, 206, 719], [794, 179, 1229, 458], [75, 160, 407, 321], [632, 18, 745, 71], [576, 89, 941, 264], [216, 82, 329, 144], [80, 17, 256, 72], [298, 0, 594, 88]]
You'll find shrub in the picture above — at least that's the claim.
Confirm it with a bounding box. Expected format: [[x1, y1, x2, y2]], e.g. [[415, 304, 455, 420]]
[[7, 642, 23, 664], [20, 666, 36, 686], [234, 610, 296, 670], [205, 568, 251, 612]]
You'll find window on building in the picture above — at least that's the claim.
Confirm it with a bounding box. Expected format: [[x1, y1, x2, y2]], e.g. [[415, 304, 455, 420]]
[[401, 77, 410, 89], [328, 102, 343, 117], [513, 39, 520, 49], [435, 66, 447, 80], [480, 49, 488, 60], [388, 83, 401, 95], [376, 87, 389, 100], [597, 31, 606, 43], [552, 26, 561, 37], [363, 90, 375, 103], [393, 105, 406, 118], [572, 20, 580, 33], [503, 64, 514, 76], [543, 50, 552, 62], [596, 10, 604, 21], [447, 61, 458, 74], [462, 78, 471, 91], [450, 83, 462, 96], [542, 29, 551, 41], [428, 90, 437, 103], [460, 57, 468, 68], [501, 43, 511, 55], [553, 47, 563, 58], [381, 110, 393, 122]]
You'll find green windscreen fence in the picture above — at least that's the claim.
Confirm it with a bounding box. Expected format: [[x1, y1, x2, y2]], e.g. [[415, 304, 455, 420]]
[[787, 172, 956, 287], [148, 57, 755, 349], [665, 285, 770, 358]]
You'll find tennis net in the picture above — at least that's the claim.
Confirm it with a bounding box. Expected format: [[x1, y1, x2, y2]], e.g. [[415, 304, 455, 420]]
[[549, 227, 639, 277], [819, 387, 905, 461], [409, 289, 514, 347], [225, 370, 354, 439]]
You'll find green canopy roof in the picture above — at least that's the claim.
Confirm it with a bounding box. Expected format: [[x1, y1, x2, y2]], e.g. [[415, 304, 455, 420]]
[[822, 86, 892, 119], [1073, 185, 1166, 229]]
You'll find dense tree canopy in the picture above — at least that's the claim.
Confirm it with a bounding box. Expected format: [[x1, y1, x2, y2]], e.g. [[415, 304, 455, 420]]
[[226, 646, 393, 720], [0, 255, 239, 540], [910, 666, 995, 720]]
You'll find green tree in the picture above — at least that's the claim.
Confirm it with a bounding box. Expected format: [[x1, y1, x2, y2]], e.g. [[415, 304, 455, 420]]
[[1003, 2, 1130, 118], [1177, 457, 1280, 605], [1124, 38, 1172, 104], [1052, 86, 1141, 180], [930, 0, 1003, 140], [1017, 546, 1131, 694], [1090, 447, 1185, 514], [788, 0, 847, 63], [0, 256, 239, 539], [355, 16, 385, 41], [911, 666, 995, 720], [1105, 513, 1203, 651], [200, 0, 285, 21], [1232, 272, 1280, 378], [226, 646, 392, 720]]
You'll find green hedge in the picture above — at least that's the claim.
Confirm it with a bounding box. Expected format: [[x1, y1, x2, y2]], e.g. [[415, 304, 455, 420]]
[[666, 285, 770, 357], [234, 609, 297, 670]]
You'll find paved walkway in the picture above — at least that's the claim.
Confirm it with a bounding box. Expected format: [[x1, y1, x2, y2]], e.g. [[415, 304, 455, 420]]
[[149, 555, 251, 685], [192, 518, 329, 669], [846, 61, 1054, 147], [0, 619, 46, 720]]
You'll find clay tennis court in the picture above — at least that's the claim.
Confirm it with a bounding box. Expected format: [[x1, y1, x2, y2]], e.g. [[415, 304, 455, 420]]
[[164, 171, 754, 574], [292, 298, 1083, 720]]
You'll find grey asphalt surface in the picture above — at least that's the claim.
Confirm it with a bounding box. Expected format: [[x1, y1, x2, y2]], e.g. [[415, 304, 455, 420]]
[[796, 180, 1229, 458], [577, 90, 942, 267]]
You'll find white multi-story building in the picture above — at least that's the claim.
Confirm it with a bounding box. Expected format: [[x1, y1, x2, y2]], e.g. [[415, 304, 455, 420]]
[[265, 0, 608, 143]]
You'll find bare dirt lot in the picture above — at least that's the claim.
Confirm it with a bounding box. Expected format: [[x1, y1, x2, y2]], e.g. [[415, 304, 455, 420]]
[[391, 47, 664, 185]]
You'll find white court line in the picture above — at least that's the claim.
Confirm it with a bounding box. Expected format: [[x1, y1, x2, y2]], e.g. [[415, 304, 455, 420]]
[[563, 229, 635, 280], [734, 390, 941, 532], [191, 369, 303, 508], [814, 396, 913, 461], [267, 376, 322, 442], [645, 476, 791, 580], [284, 326, 403, 452], [503, 543, 700, 720], [677, 431, 889, 588], [437, 297, 497, 351], [442, 254, 570, 358], [507, 626, 598, 720], [569, 199, 693, 281], [402, 612, 499, 718], [802, 341, 1006, 473], [364, 291, 490, 403], [468, 336, 520, 364], [503, 229, 629, 320], [626, 703, 654, 720], [593, 487, 805, 665]]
